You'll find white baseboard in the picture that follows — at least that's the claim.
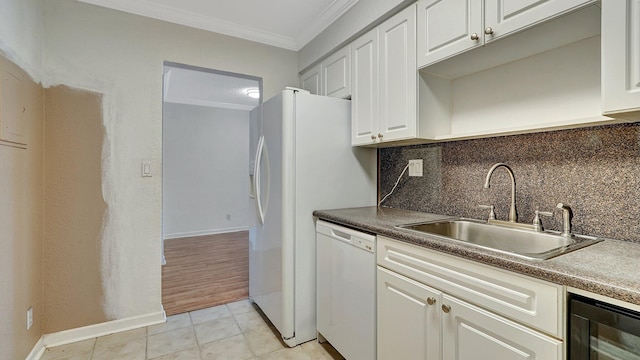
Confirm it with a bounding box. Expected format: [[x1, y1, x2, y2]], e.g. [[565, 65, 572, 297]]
[[25, 336, 45, 360], [163, 226, 249, 240], [42, 310, 166, 349]]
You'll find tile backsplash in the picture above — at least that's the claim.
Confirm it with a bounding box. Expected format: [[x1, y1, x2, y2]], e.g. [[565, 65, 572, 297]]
[[378, 123, 640, 243]]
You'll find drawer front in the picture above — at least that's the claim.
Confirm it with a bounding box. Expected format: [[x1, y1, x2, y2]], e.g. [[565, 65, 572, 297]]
[[377, 236, 563, 338]]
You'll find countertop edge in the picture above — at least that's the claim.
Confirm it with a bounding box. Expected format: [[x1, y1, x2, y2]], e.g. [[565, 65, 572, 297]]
[[314, 207, 640, 307]]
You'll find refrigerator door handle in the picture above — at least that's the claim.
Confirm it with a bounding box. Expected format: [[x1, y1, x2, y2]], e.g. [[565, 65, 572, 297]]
[[254, 136, 268, 224]]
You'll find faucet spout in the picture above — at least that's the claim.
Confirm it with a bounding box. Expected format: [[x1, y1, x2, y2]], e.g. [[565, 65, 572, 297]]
[[484, 163, 517, 222], [556, 203, 573, 237]]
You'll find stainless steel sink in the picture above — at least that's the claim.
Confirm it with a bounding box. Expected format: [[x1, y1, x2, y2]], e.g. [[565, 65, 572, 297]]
[[396, 218, 602, 260]]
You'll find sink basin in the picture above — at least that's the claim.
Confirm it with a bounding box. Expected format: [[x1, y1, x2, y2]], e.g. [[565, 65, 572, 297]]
[[396, 219, 602, 260]]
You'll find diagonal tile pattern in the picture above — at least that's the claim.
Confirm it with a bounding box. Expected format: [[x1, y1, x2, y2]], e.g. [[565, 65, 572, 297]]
[[41, 299, 345, 360]]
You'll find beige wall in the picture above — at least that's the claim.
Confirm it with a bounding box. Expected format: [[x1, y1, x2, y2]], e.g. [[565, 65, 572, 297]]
[[0, 0, 301, 348], [41, 0, 299, 322], [43, 86, 107, 333], [0, 55, 44, 360]]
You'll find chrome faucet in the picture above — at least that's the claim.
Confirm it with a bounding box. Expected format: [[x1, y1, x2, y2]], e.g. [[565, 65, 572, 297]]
[[556, 203, 573, 237], [483, 163, 517, 222]]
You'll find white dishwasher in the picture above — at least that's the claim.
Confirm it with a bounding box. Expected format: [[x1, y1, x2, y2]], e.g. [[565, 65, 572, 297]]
[[316, 220, 376, 360]]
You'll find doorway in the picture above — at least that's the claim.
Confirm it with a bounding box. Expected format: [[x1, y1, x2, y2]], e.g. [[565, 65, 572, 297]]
[[161, 61, 262, 315]]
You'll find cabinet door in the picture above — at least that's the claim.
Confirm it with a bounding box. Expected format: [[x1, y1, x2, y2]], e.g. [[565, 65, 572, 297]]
[[442, 294, 562, 360], [323, 45, 351, 99], [377, 235, 564, 338], [484, 0, 593, 42], [300, 63, 322, 95], [417, 0, 483, 68], [0, 64, 26, 145], [377, 267, 441, 360], [351, 28, 379, 146], [378, 4, 417, 142], [602, 0, 640, 118]]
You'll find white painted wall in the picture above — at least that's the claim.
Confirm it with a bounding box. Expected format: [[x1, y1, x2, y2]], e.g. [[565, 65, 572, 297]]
[[41, 0, 298, 321], [297, 0, 411, 71], [163, 103, 250, 238], [0, 0, 43, 80]]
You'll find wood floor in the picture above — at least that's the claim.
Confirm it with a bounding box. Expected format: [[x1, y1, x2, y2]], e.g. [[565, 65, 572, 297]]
[[162, 231, 249, 316]]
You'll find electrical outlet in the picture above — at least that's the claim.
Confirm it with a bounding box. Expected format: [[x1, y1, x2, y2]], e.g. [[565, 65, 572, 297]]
[[409, 159, 423, 177], [26, 307, 33, 330]]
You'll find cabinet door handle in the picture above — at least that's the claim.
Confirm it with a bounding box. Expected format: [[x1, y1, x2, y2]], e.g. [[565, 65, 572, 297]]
[[470, 33, 479, 41], [427, 297, 436, 306], [378, 133, 384, 139], [484, 27, 494, 35], [371, 135, 377, 140], [441, 304, 451, 313]]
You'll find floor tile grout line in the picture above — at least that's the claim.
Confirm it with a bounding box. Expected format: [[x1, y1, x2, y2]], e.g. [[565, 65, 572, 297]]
[[144, 324, 148, 360], [89, 337, 97, 360], [190, 308, 202, 360], [231, 304, 261, 359], [47, 299, 343, 360]]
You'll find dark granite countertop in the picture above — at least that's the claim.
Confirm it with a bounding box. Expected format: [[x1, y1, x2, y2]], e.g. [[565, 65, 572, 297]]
[[314, 206, 640, 307]]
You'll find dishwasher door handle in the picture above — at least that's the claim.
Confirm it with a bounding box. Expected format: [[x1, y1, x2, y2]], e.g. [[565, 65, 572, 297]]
[[331, 229, 353, 242]]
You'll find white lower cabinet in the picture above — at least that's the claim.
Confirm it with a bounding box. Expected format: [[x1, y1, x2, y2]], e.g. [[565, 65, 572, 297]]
[[378, 267, 441, 360], [377, 236, 564, 360], [442, 294, 562, 360]]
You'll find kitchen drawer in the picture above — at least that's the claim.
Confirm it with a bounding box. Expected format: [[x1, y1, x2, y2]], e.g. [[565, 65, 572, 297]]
[[377, 236, 563, 338]]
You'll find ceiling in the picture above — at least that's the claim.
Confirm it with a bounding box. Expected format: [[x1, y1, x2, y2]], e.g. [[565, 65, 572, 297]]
[[77, 0, 360, 51]]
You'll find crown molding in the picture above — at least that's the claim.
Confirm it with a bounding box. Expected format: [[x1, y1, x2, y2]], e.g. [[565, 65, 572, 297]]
[[77, 0, 359, 51], [295, 0, 359, 50], [77, 0, 297, 50]]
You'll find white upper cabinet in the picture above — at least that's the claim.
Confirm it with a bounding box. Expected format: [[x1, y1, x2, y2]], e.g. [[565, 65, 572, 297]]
[[484, 0, 594, 41], [416, 2, 623, 142], [602, 0, 640, 120], [323, 46, 351, 98], [343, 0, 633, 146], [418, 0, 482, 66], [418, 0, 595, 68], [351, 4, 417, 146], [378, 4, 417, 143], [300, 63, 322, 95], [351, 28, 379, 145], [299, 45, 351, 98]]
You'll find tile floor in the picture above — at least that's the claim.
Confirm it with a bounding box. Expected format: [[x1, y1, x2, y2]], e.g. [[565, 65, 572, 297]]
[[41, 299, 345, 360]]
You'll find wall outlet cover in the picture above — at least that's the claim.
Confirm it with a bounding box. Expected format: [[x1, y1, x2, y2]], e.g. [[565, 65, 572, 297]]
[[409, 159, 423, 177]]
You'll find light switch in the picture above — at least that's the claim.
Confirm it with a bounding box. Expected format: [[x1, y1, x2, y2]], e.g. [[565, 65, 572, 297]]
[[142, 161, 152, 177]]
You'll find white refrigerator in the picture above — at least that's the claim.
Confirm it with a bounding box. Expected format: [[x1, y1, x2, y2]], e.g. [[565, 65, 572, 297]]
[[249, 88, 376, 347]]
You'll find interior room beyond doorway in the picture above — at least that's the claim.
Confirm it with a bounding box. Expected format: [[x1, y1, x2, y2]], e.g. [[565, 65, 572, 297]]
[[161, 62, 262, 315]]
